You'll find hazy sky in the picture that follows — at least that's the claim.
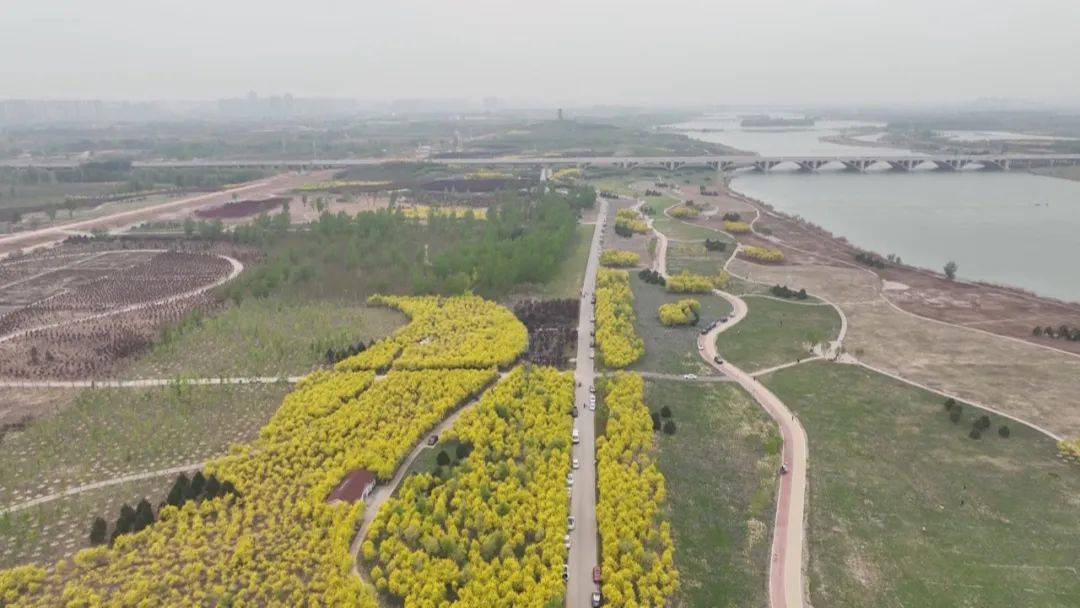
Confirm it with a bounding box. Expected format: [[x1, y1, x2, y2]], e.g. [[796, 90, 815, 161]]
[[3, 0, 1079, 106]]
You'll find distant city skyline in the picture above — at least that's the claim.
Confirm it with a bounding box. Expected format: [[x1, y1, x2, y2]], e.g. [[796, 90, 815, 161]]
[[3, 0, 1080, 107]]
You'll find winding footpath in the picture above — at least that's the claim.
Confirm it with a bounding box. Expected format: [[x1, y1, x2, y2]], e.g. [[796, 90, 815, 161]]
[[0, 462, 206, 516], [650, 210, 807, 608]]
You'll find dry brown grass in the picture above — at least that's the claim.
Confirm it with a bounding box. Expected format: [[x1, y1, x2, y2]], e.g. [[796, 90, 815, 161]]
[[729, 259, 1080, 438]]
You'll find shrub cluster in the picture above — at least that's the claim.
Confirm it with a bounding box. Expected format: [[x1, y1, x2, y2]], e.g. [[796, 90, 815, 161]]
[[770, 284, 808, 300], [704, 238, 728, 252], [600, 249, 641, 268], [1032, 324, 1080, 341], [614, 208, 649, 235], [638, 269, 666, 286], [854, 251, 887, 269], [658, 299, 701, 326], [740, 246, 784, 263], [665, 271, 715, 294], [723, 220, 751, 234], [668, 206, 700, 219]]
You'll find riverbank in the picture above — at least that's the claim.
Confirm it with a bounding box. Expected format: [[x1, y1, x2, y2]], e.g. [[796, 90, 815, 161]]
[[681, 182, 1080, 356]]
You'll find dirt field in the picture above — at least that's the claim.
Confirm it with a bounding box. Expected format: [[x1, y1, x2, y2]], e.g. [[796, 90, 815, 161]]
[[0, 246, 240, 381], [729, 259, 1080, 438]]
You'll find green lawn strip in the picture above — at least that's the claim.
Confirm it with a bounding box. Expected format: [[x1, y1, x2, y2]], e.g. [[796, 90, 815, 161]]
[[647, 379, 778, 608], [715, 295, 840, 373], [0, 383, 290, 506], [131, 300, 405, 379], [764, 362, 1080, 608], [626, 274, 731, 375], [0, 476, 171, 570], [518, 222, 595, 299]]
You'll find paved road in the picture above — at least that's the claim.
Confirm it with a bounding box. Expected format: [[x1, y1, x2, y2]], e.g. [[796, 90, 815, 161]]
[[0, 172, 327, 256], [566, 200, 606, 607], [700, 313, 807, 608], [651, 203, 806, 608], [348, 372, 508, 576]]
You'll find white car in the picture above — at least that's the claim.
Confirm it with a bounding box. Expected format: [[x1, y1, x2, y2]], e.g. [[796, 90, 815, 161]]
[[572, 458, 580, 470], [588, 401, 596, 411], [566, 473, 574, 486], [568, 516, 576, 531], [682, 373, 697, 380], [589, 384, 596, 394], [697, 343, 704, 351], [564, 534, 571, 549]]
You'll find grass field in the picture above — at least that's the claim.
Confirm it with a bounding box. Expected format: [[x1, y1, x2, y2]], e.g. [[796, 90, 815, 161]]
[[715, 296, 841, 372], [666, 239, 733, 276], [518, 222, 595, 299], [0, 383, 289, 508], [648, 379, 779, 608], [764, 362, 1080, 608], [628, 274, 732, 375], [131, 300, 405, 379], [0, 476, 170, 569]]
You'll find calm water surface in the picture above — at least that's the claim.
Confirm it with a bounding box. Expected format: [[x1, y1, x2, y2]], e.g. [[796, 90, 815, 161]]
[[675, 115, 1080, 301]]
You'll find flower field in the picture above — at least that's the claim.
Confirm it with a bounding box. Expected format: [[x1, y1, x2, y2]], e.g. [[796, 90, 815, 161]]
[[0, 296, 524, 606], [600, 250, 641, 268], [336, 296, 528, 372], [363, 366, 573, 606], [596, 373, 679, 606], [595, 269, 645, 368]]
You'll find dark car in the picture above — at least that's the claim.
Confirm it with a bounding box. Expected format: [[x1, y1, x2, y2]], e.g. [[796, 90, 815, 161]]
[[713, 356, 723, 365], [426, 434, 438, 446], [571, 406, 579, 418]]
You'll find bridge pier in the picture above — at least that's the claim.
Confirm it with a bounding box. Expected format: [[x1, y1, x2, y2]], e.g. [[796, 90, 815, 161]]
[[979, 158, 1010, 171], [840, 159, 875, 173], [887, 159, 924, 172], [795, 160, 829, 172], [933, 159, 973, 172]]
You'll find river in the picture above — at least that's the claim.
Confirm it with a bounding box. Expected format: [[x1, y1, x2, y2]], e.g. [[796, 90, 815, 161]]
[[673, 115, 1080, 302]]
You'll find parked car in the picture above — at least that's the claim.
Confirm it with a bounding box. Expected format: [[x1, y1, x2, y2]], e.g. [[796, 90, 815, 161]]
[[566, 473, 574, 486], [697, 343, 704, 351], [572, 457, 580, 469], [592, 566, 602, 584], [571, 406, 579, 418], [426, 434, 438, 446], [563, 564, 569, 582], [714, 356, 724, 365], [564, 534, 572, 549], [568, 516, 576, 531], [682, 373, 697, 380], [573, 428, 580, 444], [591, 591, 602, 607]]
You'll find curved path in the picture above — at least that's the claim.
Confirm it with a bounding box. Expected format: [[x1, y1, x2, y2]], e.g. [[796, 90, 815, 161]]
[[348, 371, 509, 577], [0, 250, 244, 346], [649, 208, 806, 608], [0, 462, 205, 516]]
